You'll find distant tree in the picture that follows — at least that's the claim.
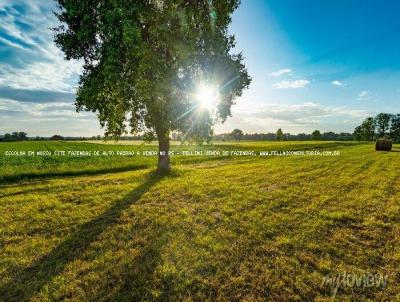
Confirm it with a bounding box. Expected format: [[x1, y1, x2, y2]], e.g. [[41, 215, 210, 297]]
[[311, 130, 321, 141], [322, 131, 337, 141], [50, 135, 64, 141], [296, 133, 310, 141], [2, 133, 10, 142], [54, 0, 251, 173], [231, 129, 243, 141], [18, 132, 28, 140], [362, 117, 376, 141], [374, 113, 392, 138], [390, 114, 400, 142], [338, 132, 354, 141], [353, 126, 363, 141], [276, 128, 284, 141]]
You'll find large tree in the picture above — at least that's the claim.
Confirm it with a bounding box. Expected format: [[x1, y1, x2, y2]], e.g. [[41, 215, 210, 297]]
[[54, 0, 251, 173]]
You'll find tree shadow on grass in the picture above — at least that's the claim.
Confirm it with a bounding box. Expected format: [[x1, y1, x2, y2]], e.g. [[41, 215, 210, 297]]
[[93, 228, 171, 302], [0, 164, 150, 185], [0, 171, 165, 302]]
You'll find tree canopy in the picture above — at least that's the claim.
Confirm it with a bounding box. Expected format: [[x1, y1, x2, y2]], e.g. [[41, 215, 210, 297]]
[[374, 113, 392, 138], [276, 128, 284, 141], [54, 0, 251, 172], [353, 113, 400, 142], [231, 128, 243, 141], [311, 130, 321, 141]]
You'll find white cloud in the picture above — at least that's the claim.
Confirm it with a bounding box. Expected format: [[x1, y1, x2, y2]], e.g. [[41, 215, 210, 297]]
[[358, 90, 370, 101], [0, 98, 101, 136], [272, 79, 310, 89], [0, 98, 83, 118], [270, 68, 292, 77], [332, 80, 344, 86], [215, 101, 371, 134], [0, 1, 82, 92], [0, 57, 82, 93]]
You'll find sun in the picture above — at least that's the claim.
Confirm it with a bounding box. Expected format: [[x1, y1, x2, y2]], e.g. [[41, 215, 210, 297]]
[[195, 85, 219, 110]]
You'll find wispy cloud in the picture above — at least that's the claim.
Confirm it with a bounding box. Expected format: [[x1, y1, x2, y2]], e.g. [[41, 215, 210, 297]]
[[0, 1, 82, 93], [0, 98, 85, 118], [0, 85, 75, 103], [270, 68, 292, 77], [272, 79, 310, 89], [0, 0, 89, 136], [332, 80, 344, 86], [358, 90, 370, 101]]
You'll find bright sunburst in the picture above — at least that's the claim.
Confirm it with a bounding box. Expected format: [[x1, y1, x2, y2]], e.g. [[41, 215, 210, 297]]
[[195, 85, 219, 111]]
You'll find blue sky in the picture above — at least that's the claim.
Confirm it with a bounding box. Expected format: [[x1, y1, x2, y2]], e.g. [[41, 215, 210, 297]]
[[1, 0, 400, 136]]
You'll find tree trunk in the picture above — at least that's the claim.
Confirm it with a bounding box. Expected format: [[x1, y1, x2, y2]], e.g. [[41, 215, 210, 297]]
[[157, 131, 170, 174]]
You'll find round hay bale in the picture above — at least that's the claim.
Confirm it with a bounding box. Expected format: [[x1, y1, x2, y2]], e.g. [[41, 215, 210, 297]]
[[375, 138, 392, 151]]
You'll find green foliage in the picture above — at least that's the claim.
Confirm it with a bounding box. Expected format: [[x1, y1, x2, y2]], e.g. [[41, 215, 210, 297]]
[[50, 134, 64, 141], [353, 114, 400, 142], [0, 132, 27, 142], [231, 128, 243, 141], [311, 129, 321, 141], [53, 0, 251, 145], [276, 128, 283, 141], [390, 114, 400, 142], [374, 113, 392, 138], [353, 117, 375, 141]]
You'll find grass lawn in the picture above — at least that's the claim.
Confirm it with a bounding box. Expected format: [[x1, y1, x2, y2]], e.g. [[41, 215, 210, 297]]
[[0, 141, 399, 301]]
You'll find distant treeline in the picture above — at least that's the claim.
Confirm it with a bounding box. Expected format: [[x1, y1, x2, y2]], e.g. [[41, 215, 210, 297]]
[[0, 134, 145, 142], [0, 132, 28, 142], [214, 131, 354, 142], [2, 112, 399, 143], [216, 112, 400, 143]]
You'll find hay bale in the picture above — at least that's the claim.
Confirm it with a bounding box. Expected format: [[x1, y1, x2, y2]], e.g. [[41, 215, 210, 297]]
[[375, 138, 392, 151]]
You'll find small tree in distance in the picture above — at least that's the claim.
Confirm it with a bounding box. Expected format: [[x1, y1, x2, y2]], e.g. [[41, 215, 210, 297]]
[[311, 130, 321, 141], [50, 135, 64, 141], [231, 129, 243, 141], [276, 128, 284, 141]]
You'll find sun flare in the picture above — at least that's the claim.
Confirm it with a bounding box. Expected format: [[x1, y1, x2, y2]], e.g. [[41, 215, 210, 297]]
[[195, 85, 219, 110]]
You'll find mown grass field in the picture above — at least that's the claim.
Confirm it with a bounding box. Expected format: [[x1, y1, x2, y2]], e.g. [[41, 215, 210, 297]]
[[0, 141, 399, 301]]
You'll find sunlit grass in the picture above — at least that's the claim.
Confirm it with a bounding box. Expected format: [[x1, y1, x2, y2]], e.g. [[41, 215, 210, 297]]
[[0, 141, 399, 301]]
